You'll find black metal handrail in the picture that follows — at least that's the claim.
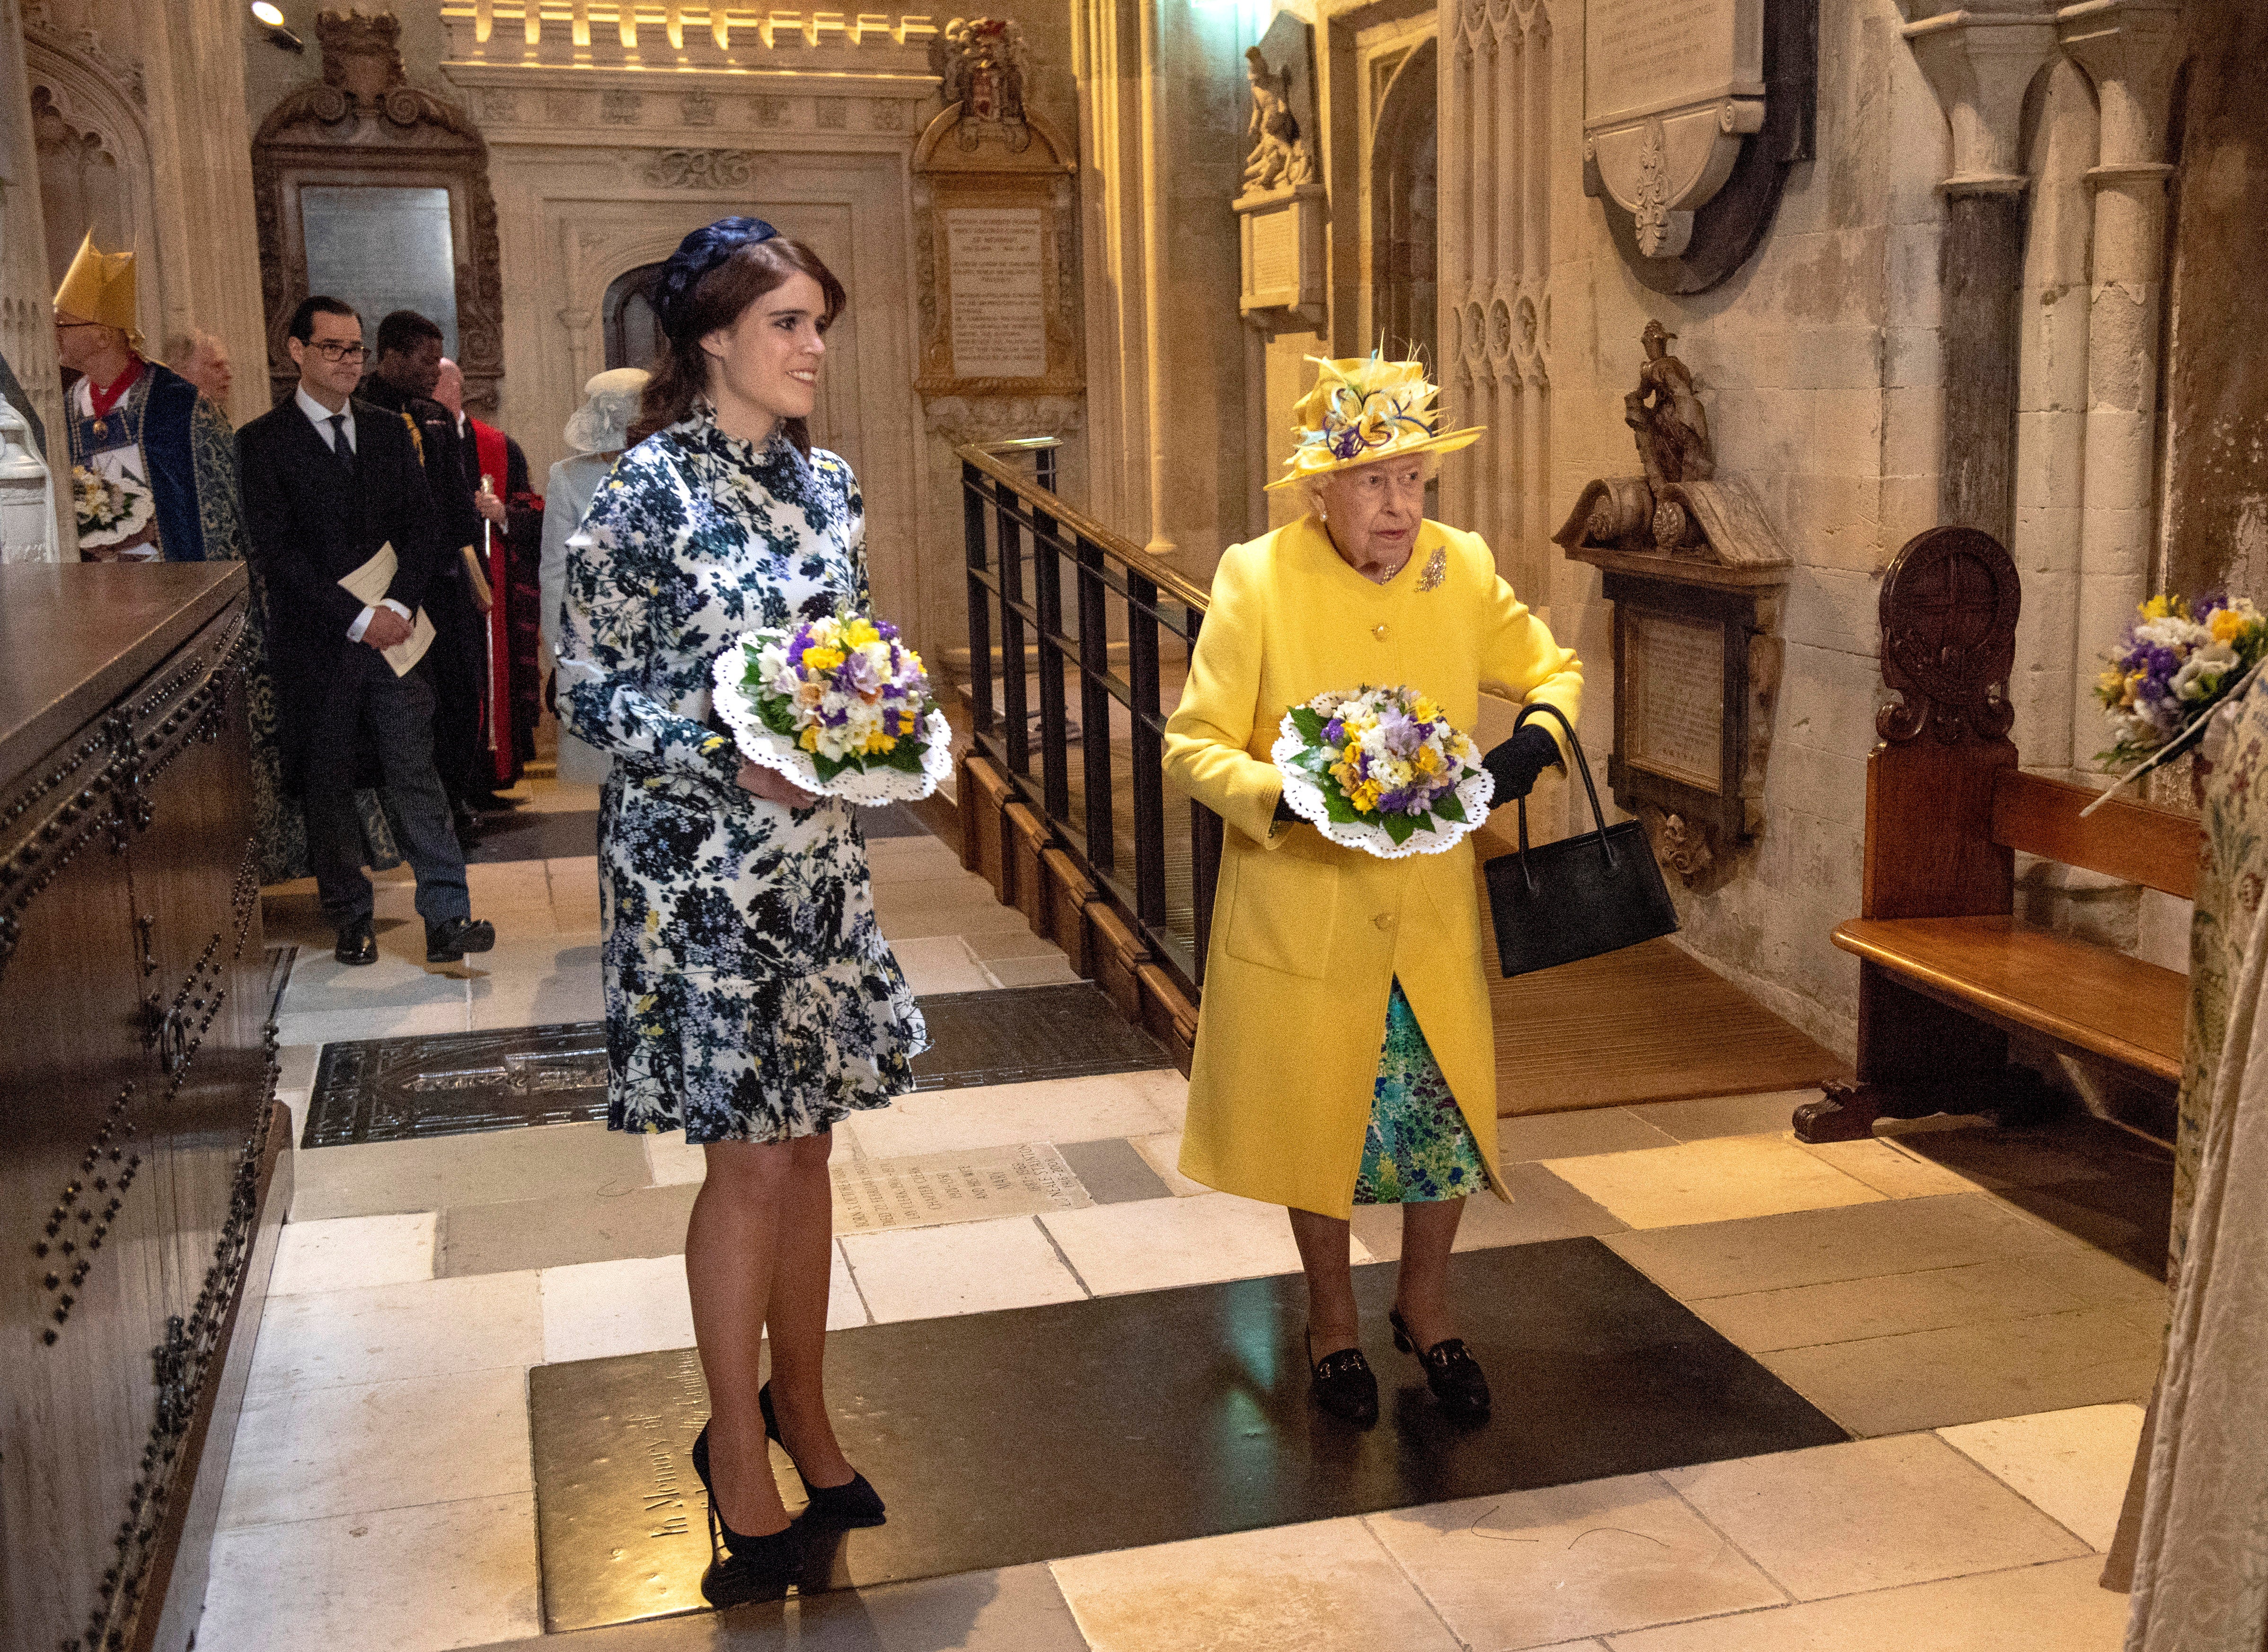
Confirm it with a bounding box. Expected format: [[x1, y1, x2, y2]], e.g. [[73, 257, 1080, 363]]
[[958, 439, 1223, 993]]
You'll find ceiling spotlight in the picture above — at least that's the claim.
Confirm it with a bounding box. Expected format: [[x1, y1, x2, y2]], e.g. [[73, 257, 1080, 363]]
[[250, 2, 304, 50]]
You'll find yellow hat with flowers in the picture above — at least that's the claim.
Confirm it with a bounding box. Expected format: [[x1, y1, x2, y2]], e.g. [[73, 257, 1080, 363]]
[[1268, 350, 1484, 492], [53, 230, 142, 348]]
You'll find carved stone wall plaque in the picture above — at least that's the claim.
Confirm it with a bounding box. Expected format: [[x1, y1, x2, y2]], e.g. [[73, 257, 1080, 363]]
[[1236, 183, 1326, 324], [946, 207, 1049, 379], [252, 12, 506, 413], [1624, 610, 1726, 791], [1582, 0, 1817, 295], [912, 103, 1082, 398]]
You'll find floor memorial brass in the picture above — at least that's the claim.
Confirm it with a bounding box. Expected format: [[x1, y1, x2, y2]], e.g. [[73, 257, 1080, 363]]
[[305, 983, 1173, 1147]]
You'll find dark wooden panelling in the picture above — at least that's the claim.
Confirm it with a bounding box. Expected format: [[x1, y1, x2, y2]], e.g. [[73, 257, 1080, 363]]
[[0, 566, 286, 1652]]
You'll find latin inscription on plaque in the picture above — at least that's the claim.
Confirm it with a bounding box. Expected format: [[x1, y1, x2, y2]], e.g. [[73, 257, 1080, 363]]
[[946, 207, 1049, 380], [1585, 0, 1751, 123], [1249, 209, 1298, 295], [1624, 611, 1724, 791]]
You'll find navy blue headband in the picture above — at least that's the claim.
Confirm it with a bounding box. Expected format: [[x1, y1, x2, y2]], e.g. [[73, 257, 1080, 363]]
[[651, 216, 778, 342]]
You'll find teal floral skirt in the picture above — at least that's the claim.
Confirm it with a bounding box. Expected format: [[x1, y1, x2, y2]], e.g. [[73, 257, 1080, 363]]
[[1353, 981, 1491, 1204]]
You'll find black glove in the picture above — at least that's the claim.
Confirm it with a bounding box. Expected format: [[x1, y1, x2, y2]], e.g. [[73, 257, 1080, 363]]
[[1482, 724, 1562, 803], [1273, 792, 1301, 825]]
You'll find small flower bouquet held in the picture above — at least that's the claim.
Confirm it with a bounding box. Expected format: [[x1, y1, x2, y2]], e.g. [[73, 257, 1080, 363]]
[[710, 612, 953, 804], [71, 465, 155, 556], [1270, 685, 1493, 858], [2086, 593, 2268, 813]]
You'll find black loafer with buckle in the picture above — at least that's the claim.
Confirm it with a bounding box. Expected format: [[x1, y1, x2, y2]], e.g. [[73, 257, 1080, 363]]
[[1306, 1331, 1380, 1426], [1390, 1308, 1491, 1421]]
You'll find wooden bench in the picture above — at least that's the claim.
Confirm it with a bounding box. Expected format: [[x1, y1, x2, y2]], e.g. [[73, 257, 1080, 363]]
[[1793, 527, 2204, 1143]]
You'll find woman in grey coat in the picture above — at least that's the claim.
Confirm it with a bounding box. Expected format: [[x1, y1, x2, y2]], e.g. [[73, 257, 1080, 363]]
[[540, 367, 648, 783]]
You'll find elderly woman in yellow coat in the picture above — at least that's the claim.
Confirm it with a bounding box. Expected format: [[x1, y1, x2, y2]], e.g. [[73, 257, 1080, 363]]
[[1164, 353, 1581, 1427]]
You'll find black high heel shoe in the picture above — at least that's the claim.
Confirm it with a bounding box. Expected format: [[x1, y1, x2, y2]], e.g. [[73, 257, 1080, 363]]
[[756, 1384, 887, 1527], [688, 1432, 801, 1607], [1389, 1308, 1491, 1420], [1305, 1330, 1379, 1426]]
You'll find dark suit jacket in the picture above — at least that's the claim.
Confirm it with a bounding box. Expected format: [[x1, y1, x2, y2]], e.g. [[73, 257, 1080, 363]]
[[236, 394, 443, 783], [360, 378, 483, 563]]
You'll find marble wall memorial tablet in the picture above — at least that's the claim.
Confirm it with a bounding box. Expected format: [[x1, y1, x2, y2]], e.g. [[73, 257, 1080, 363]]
[[1624, 611, 1726, 792], [946, 207, 1050, 380], [911, 101, 1080, 398], [1580, 0, 1816, 294]]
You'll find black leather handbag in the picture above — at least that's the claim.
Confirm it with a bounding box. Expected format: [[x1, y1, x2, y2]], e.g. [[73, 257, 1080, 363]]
[[1482, 702, 1679, 977]]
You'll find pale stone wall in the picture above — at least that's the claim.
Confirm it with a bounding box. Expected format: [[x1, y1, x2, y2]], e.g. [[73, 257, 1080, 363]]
[[1539, 0, 1953, 1054], [0, 0, 68, 551], [23, 0, 265, 425]]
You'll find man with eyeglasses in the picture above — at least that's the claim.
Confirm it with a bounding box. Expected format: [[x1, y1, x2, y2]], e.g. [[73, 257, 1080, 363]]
[[52, 229, 246, 564], [236, 295, 495, 968]]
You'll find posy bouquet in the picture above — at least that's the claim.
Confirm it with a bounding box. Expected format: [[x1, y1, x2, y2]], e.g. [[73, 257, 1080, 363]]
[[711, 611, 953, 803], [1270, 685, 1493, 858], [2095, 594, 2268, 771], [71, 465, 155, 554]]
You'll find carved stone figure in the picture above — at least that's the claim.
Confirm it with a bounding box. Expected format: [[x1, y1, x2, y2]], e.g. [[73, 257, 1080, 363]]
[[938, 16, 1029, 147], [1626, 319, 1713, 489], [1241, 46, 1314, 193]]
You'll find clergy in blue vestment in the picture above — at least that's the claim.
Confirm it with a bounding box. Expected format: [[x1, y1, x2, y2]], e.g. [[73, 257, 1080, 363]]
[[52, 230, 246, 564]]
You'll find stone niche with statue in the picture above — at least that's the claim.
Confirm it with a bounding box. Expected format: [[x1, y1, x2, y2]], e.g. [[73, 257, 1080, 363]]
[[1233, 12, 1324, 329], [1556, 321, 1790, 890]]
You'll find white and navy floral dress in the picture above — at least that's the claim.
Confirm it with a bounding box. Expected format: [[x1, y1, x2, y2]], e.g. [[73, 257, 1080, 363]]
[[556, 408, 927, 1144]]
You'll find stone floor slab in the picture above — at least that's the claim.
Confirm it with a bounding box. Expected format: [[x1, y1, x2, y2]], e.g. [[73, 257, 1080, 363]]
[[1603, 1194, 2072, 1301], [441, 1184, 701, 1277], [1603, 1556, 2127, 1651], [292, 1121, 652, 1221], [1545, 1135, 1884, 1230], [199, 1492, 541, 1652], [1050, 1518, 1458, 1652], [1660, 1434, 2090, 1600], [1365, 1475, 1787, 1648], [1756, 1307, 2162, 1437], [218, 1365, 531, 1529], [1936, 1403, 2147, 1551]]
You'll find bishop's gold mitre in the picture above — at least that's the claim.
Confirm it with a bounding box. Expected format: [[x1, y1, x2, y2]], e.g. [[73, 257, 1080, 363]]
[[53, 230, 141, 344]]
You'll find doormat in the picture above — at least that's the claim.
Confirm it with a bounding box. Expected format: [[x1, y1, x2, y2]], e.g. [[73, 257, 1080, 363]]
[[304, 984, 1173, 1147], [1490, 937, 1844, 1115], [527, 1238, 1847, 1631]]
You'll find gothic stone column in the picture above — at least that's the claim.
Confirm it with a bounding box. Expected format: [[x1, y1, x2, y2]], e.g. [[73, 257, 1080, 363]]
[[2058, 0, 2183, 767], [1904, 8, 2062, 548]]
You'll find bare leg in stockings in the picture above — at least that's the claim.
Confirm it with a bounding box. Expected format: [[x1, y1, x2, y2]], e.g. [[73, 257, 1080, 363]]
[[1394, 1195, 1465, 1350], [1290, 1198, 1467, 1357], [1288, 1208, 1359, 1357], [685, 1130, 850, 1535]]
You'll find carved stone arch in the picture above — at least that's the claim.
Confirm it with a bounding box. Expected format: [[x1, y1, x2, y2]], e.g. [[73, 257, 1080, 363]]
[[24, 35, 162, 346], [1371, 37, 1438, 366], [251, 12, 505, 413]]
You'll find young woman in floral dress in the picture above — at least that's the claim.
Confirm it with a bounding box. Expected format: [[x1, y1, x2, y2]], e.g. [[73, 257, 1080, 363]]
[[557, 218, 924, 1604]]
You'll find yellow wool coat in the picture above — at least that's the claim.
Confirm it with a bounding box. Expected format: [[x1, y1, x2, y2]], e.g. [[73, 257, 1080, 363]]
[[1163, 514, 1582, 1219]]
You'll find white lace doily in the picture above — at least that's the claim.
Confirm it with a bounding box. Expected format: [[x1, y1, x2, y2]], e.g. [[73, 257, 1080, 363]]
[[712, 645, 953, 804], [1270, 713, 1494, 859]]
